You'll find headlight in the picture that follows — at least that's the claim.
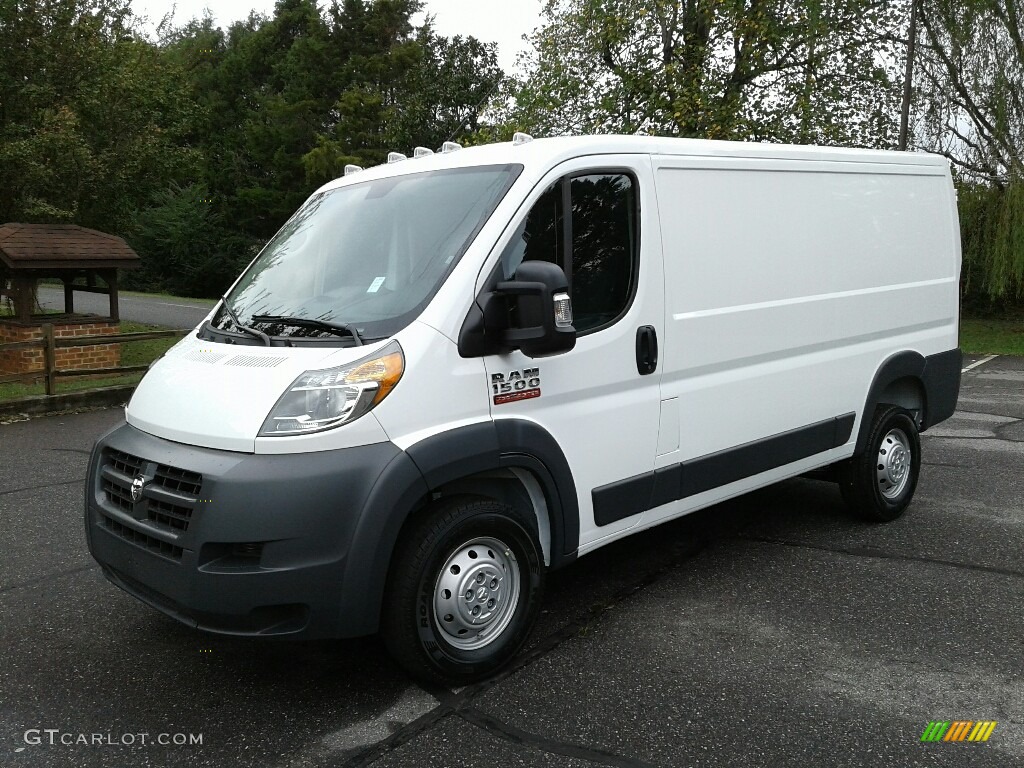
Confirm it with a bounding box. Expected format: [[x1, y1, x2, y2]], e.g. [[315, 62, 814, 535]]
[[259, 341, 404, 436]]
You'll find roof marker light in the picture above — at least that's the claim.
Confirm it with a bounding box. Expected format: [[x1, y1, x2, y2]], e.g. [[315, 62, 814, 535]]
[[413, 146, 434, 158], [440, 141, 462, 154], [512, 132, 534, 146], [387, 152, 407, 164], [344, 164, 363, 176]]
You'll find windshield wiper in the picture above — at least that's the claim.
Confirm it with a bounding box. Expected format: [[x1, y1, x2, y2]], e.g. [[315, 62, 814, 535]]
[[220, 297, 270, 346], [251, 315, 363, 346]]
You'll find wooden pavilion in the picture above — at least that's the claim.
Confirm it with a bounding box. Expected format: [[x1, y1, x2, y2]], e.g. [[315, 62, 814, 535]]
[[0, 223, 141, 375]]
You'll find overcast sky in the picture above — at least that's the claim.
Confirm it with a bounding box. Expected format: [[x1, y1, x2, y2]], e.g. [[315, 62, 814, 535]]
[[131, 0, 543, 73]]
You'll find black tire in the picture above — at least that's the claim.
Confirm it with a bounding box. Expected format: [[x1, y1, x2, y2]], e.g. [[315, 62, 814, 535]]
[[380, 497, 544, 684], [840, 405, 921, 522]]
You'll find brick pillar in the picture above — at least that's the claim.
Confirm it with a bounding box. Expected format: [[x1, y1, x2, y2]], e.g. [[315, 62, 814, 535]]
[[0, 321, 121, 376], [54, 322, 121, 371], [0, 324, 44, 375]]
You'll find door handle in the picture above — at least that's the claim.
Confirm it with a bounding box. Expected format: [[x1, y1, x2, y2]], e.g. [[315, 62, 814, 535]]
[[636, 325, 658, 375]]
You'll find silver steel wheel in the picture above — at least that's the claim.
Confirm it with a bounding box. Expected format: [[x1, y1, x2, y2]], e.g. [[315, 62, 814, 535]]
[[432, 537, 521, 651], [876, 427, 912, 500]]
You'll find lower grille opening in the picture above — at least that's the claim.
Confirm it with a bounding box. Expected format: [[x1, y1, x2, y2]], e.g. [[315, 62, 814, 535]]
[[100, 515, 183, 561], [148, 499, 193, 532]]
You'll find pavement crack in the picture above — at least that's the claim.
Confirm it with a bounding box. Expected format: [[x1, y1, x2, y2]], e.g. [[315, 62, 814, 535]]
[[459, 707, 655, 768], [0, 477, 86, 496], [47, 447, 91, 455], [340, 702, 456, 768], [733, 535, 1024, 580]]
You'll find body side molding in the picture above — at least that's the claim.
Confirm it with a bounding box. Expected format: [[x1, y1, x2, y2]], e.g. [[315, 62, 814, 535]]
[[593, 413, 855, 526]]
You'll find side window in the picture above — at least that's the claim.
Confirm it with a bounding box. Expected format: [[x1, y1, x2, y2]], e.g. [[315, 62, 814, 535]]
[[499, 172, 637, 334], [569, 174, 636, 333]]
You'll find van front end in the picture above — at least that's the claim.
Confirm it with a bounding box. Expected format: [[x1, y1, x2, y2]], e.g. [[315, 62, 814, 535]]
[[84, 421, 413, 638], [83, 158, 527, 644]]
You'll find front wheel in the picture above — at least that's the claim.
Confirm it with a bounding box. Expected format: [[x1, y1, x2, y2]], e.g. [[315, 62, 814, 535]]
[[380, 497, 544, 684], [840, 405, 921, 522]]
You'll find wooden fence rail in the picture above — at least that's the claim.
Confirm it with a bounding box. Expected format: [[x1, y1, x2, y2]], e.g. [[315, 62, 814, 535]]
[[0, 323, 188, 395]]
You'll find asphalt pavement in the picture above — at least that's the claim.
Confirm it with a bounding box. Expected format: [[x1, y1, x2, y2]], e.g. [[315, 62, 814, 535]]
[[35, 287, 213, 330], [0, 354, 1021, 767]]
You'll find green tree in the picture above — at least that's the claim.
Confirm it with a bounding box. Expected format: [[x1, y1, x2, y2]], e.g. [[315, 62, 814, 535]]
[[126, 183, 241, 297], [0, 0, 199, 230], [911, 1, 1024, 301], [915, 0, 1024, 181], [302, 1, 502, 183], [503, 0, 902, 146]]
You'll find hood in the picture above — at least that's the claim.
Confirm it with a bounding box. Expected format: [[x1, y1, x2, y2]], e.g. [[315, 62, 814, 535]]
[[126, 334, 387, 452]]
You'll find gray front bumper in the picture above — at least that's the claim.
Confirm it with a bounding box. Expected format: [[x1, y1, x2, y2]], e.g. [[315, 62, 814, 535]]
[[85, 421, 405, 638]]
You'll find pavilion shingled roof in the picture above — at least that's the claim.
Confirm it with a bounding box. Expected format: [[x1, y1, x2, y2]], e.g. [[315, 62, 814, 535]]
[[0, 223, 140, 271]]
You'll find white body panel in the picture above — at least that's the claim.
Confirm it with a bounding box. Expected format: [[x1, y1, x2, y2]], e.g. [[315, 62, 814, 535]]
[[636, 154, 959, 531]]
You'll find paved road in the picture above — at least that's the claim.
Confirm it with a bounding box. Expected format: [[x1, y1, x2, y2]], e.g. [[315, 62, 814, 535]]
[[1, 355, 1021, 767], [36, 287, 214, 330]]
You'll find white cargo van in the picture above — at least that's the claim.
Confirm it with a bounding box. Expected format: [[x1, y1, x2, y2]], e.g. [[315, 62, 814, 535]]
[[86, 135, 961, 682]]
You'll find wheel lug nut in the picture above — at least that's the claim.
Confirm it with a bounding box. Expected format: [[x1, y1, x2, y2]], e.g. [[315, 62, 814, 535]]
[[487, 598, 495, 608], [490, 579, 498, 588], [472, 606, 481, 616], [476, 573, 484, 583]]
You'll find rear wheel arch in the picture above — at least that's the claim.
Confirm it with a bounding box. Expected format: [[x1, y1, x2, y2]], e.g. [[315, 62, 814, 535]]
[[855, 351, 926, 456], [876, 376, 926, 426]]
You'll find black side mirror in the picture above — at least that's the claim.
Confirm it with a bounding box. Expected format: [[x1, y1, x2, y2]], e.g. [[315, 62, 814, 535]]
[[496, 261, 576, 358]]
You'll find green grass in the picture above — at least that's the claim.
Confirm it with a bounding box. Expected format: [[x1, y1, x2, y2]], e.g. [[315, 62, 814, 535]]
[[960, 319, 1024, 356], [0, 306, 61, 318], [0, 321, 182, 402]]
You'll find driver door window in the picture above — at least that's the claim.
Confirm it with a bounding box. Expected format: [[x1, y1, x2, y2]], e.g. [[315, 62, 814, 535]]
[[501, 172, 638, 334]]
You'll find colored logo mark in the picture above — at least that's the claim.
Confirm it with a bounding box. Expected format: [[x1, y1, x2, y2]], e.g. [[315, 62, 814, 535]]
[[921, 721, 997, 742]]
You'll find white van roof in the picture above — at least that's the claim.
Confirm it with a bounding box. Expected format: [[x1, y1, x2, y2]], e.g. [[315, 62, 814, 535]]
[[316, 135, 949, 194]]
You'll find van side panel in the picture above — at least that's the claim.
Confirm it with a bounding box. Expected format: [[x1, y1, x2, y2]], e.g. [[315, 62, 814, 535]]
[[648, 156, 958, 522]]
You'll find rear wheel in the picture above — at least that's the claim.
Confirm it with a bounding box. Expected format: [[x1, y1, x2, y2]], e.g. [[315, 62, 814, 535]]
[[380, 497, 544, 684], [840, 405, 921, 522]]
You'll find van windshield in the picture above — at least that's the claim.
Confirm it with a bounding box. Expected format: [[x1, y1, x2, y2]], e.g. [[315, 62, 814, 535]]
[[208, 164, 522, 343]]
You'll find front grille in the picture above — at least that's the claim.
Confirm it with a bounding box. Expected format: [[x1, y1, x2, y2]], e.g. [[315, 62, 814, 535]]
[[109, 449, 143, 477], [102, 478, 134, 512], [101, 516, 184, 561], [99, 448, 205, 546], [154, 464, 202, 496]]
